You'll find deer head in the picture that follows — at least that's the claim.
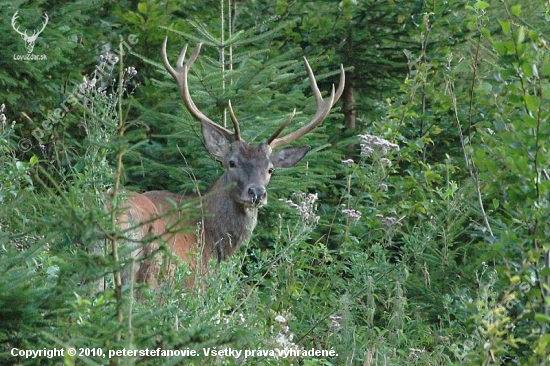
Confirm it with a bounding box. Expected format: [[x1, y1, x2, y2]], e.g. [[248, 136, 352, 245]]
[[161, 38, 345, 209], [11, 11, 48, 54]]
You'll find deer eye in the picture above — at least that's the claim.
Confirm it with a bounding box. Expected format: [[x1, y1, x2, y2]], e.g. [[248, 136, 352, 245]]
[[229, 160, 236, 168]]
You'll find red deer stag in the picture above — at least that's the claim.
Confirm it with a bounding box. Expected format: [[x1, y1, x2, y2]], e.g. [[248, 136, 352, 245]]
[[113, 38, 344, 286]]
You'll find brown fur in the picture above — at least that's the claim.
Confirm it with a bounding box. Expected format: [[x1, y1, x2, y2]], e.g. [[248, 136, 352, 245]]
[[108, 40, 344, 289], [113, 143, 271, 288]]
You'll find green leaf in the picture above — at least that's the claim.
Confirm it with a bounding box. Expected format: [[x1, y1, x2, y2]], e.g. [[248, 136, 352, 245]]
[[137, 2, 147, 14], [521, 62, 533, 78], [480, 27, 491, 39], [479, 81, 493, 93], [529, 30, 539, 42], [492, 42, 506, 56], [499, 20, 511, 34], [276, 0, 288, 14], [536, 334, 550, 355], [524, 94, 540, 113], [515, 26, 526, 44], [534, 313, 550, 324], [503, 41, 516, 55], [475, 1, 489, 10], [516, 42, 526, 56], [510, 4, 521, 17], [474, 148, 486, 159], [523, 114, 537, 128]]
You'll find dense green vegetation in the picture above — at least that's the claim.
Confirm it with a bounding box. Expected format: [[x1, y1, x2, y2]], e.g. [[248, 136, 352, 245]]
[[1, 0, 549, 364]]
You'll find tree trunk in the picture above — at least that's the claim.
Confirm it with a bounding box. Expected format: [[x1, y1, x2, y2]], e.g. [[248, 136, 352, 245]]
[[343, 25, 356, 130], [343, 75, 356, 130]]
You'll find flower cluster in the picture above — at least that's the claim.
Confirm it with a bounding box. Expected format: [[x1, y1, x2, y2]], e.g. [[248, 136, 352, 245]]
[[380, 157, 392, 166], [0, 104, 15, 131], [341, 158, 354, 166], [329, 315, 342, 331], [271, 313, 301, 355], [99, 53, 119, 64], [79, 55, 117, 116], [376, 214, 404, 227], [79, 54, 140, 131], [377, 183, 388, 191], [1, 104, 5, 127], [124, 66, 138, 77], [358, 134, 400, 156], [284, 192, 320, 225], [82, 55, 138, 105], [341, 207, 362, 221], [409, 347, 426, 361], [75, 55, 139, 194]]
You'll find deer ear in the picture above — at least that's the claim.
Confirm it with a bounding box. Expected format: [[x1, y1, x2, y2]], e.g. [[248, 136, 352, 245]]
[[201, 121, 230, 160], [202, 120, 230, 159], [270, 146, 311, 168]]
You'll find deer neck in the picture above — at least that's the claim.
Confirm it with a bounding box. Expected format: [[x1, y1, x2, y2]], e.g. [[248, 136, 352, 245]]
[[202, 173, 258, 263]]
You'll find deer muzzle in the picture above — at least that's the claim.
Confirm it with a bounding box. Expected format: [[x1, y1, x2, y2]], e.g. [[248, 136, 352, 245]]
[[247, 185, 267, 206]]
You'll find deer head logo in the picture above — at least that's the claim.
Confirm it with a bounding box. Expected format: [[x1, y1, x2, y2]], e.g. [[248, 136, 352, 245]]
[[11, 11, 49, 54]]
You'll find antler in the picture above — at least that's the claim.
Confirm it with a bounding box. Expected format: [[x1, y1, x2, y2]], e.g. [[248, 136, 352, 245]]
[[161, 37, 241, 142], [267, 57, 345, 149], [162, 38, 344, 146], [35, 13, 49, 37], [11, 12, 27, 37], [11, 12, 48, 39]]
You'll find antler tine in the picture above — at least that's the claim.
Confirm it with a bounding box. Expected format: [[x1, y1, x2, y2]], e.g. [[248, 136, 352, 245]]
[[227, 100, 242, 141], [269, 57, 345, 149], [161, 37, 182, 79], [11, 12, 26, 36], [334, 63, 346, 103], [161, 37, 237, 142], [38, 13, 48, 33], [267, 109, 296, 145]]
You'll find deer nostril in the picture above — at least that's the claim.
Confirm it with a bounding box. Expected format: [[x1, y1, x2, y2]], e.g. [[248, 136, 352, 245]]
[[248, 187, 266, 204]]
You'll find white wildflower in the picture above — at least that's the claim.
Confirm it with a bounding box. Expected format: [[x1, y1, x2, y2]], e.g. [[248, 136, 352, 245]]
[[275, 315, 286, 323], [358, 134, 399, 155], [381, 216, 403, 227], [409, 348, 426, 361], [286, 192, 320, 225], [360, 143, 374, 156], [329, 315, 342, 331], [341, 158, 354, 166], [124, 66, 138, 76], [342, 208, 362, 221], [377, 183, 388, 191]]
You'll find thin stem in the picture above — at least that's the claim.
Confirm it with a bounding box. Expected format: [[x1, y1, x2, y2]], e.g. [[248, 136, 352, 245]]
[[468, 23, 482, 142], [109, 38, 128, 343], [229, 0, 235, 98], [448, 78, 493, 238], [220, 0, 227, 128]]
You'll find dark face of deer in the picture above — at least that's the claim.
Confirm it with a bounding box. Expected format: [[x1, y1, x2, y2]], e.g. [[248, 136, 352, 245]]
[[161, 38, 344, 210], [202, 121, 310, 208]]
